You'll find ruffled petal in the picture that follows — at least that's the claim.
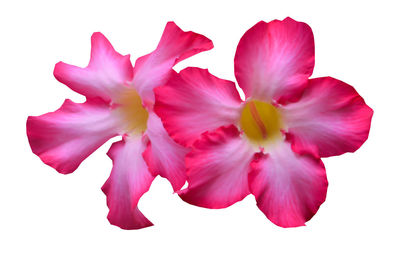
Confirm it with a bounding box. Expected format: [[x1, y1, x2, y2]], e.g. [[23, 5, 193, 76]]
[[27, 99, 120, 174], [132, 22, 213, 105], [282, 77, 373, 158], [249, 142, 328, 227], [102, 136, 155, 230], [54, 32, 133, 103], [179, 125, 255, 209], [142, 113, 189, 192], [234, 17, 315, 103], [154, 68, 242, 147]]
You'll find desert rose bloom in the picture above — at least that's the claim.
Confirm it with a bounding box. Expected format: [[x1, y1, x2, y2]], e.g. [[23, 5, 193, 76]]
[[27, 22, 213, 229], [155, 17, 373, 227]]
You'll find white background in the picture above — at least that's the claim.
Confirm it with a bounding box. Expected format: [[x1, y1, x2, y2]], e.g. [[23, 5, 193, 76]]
[[1, 0, 399, 266]]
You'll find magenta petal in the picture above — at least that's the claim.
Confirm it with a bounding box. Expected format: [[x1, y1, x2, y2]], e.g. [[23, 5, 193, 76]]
[[249, 142, 328, 227], [154, 68, 242, 147], [102, 136, 155, 230], [27, 99, 119, 174], [132, 22, 213, 105], [282, 77, 373, 158], [234, 17, 315, 103], [142, 113, 189, 192], [54, 32, 133, 103], [179, 125, 255, 209]]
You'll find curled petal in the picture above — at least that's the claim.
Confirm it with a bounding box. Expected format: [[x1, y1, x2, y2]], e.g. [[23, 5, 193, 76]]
[[27, 99, 120, 174], [143, 113, 189, 192], [132, 22, 213, 105], [235, 17, 315, 103], [155, 68, 242, 147], [102, 136, 155, 230], [179, 125, 255, 209], [249, 142, 328, 227], [282, 77, 373, 158], [54, 32, 133, 103]]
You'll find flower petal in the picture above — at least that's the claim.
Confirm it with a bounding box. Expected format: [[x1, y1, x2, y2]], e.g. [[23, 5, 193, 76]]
[[142, 112, 189, 192], [102, 136, 155, 230], [54, 32, 133, 103], [234, 17, 315, 103], [132, 22, 213, 105], [27, 99, 120, 174], [249, 142, 328, 227], [154, 68, 242, 147], [179, 125, 255, 208], [282, 77, 373, 158]]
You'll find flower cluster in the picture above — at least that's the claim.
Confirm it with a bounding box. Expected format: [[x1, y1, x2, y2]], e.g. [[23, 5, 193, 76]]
[[27, 18, 373, 229]]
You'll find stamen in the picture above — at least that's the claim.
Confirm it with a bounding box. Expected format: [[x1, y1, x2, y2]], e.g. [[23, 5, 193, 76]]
[[249, 101, 268, 138]]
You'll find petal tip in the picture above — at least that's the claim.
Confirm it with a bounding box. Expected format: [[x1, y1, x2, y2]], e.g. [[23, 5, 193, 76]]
[[106, 214, 154, 230]]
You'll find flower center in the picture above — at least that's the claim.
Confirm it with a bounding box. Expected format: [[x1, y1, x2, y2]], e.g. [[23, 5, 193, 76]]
[[240, 100, 283, 145], [117, 89, 148, 134]]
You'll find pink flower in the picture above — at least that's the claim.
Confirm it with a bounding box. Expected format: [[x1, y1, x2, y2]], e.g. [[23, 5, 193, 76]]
[[27, 22, 213, 229], [154, 17, 373, 227]]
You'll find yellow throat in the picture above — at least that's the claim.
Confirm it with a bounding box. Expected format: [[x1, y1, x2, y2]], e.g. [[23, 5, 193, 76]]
[[240, 100, 283, 145], [117, 89, 149, 134]]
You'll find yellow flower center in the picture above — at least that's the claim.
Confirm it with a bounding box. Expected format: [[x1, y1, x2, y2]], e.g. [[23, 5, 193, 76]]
[[240, 100, 283, 145], [116, 89, 148, 134]]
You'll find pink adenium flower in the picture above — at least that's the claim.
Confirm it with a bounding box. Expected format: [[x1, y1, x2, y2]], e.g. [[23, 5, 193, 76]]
[[27, 22, 213, 229], [155, 17, 373, 227]]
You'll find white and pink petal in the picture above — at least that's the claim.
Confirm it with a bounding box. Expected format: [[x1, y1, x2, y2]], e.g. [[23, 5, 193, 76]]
[[282, 77, 373, 158], [27, 99, 120, 174], [132, 22, 213, 105], [179, 125, 255, 209], [234, 17, 315, 104], [54, 32, 133, 103], [155, 68, 242, 147], [102, 136, 155, 230], [142, 113, 189, 192], [249, 141, 328, 227]]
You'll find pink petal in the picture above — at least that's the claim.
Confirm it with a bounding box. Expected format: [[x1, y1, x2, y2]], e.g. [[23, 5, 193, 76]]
[[282, 77, 373, 158], [27, 99, 120, 174], [102, 136, 155, 230], [132, 22, 213, 105], [154, 68, 242, 147], [234, 17, 315, 104], [54, 32, 133, 103], [249, 142, 328, 227], [179, 125, 255, 209], [142, 113, 189, 192]]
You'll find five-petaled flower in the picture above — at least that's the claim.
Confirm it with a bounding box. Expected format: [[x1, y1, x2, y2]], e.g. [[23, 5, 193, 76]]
[[27, 22, 213, 229], [154, 17, 373, 227]]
